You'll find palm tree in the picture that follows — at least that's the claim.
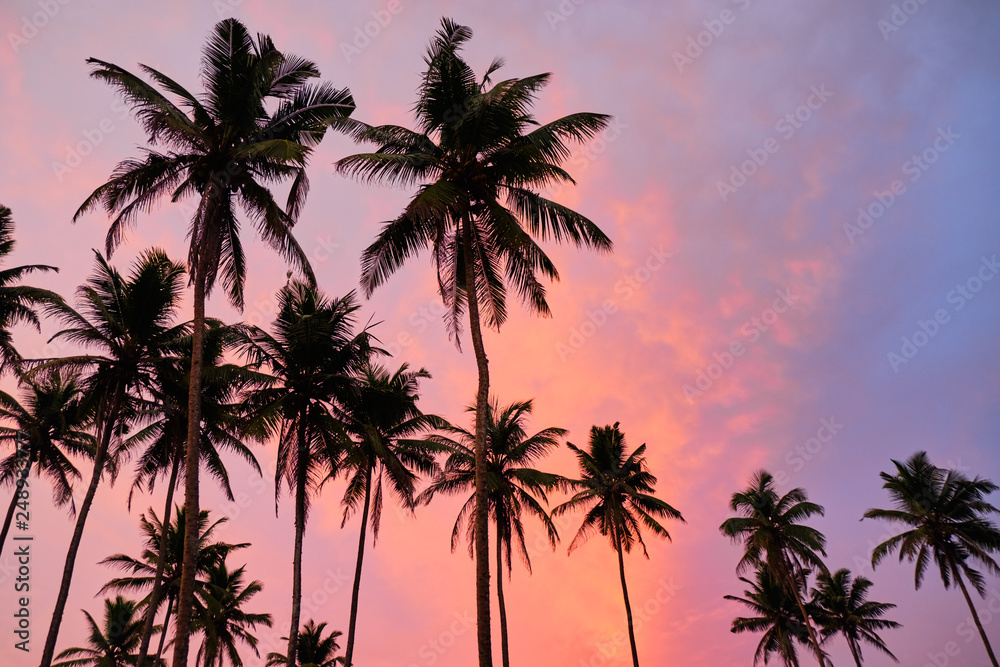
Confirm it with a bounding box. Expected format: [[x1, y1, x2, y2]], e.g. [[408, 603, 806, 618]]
[[0, 370, 95, 557], [553, 423, 684, 667], [337, 362, 439, 667], [100, 507, 249, 667], [74, 19, 355, 666], [725, 566, 811, 667], [52, 595, 154, 667], [0, 204, 62, 375], [265, 620, 344, 667], [336, 19, 612, 664], [418, 397, 565, 667], [37, 249, 187, 667], [121, 322, 262, 665], [863, 451, 1000, 667], [810, 568, 900, 666], [238, 282, 372, 667], [719, 470, 830, 667], [194, 562, 273, 667]]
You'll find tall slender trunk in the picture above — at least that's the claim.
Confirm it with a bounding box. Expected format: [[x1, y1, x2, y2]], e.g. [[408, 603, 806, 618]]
[[0, 442, 35, 558], [344, 465, 373, 667], [782, 556, 826, 667], [462, 214, 493, 667], [615, 532, 640, 667], [496, 530, 510, 667], [137, 449, 180, 667], [286, 418, 308, 667], [154, 592, 175, 667], [953, 562, 1000, 667], [40, 389, 122, 667], [172, 261, 207, 667], [847, 636, 863, 667]]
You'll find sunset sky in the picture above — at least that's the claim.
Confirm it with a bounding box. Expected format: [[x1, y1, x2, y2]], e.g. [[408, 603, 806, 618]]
[[2, 0, 1000, 665]]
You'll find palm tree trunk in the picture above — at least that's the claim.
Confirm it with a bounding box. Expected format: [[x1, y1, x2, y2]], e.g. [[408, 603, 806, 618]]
[[782, 558, 826, 667], [0, 443, 35, 558], [154, 592, 175, 667], [137, 450, 180, 667], [172, 257, 208, 667], [462, 213, 494, 667], [953, 563, 1000, 667], [287, 419, 308, 667], [615, 536, 640, 667], [344, 465, 373, 667], [847, 636, 862, 667], [39, 389, 122, 667], [496, 530, 510, 667]]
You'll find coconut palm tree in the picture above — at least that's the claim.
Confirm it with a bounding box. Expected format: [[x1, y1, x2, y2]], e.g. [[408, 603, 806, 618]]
[[0, 370, 95, 557], [266, 620, 343, 667], [337, 362, 440, 667], [336, 19, 612, 664], [725, 566, 812, 667], [52, 595, 155, 667], [810, 568, 900, 666], [37, 249, 187, 667], [194, 562, 273, 667], [238, 282, 373, 667], [74, 19, 355, 666], [720, 471, 830, 667], [100, 507, 249, 667], [0, 204, 62, 375], [121, 322, 262, 664], [863, 451, 1000, 667], [553, 423, 684, 667], [418, 397, 565, 667]]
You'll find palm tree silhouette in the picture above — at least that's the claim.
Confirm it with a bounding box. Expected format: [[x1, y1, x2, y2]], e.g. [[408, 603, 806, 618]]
[[336, 19, 611, 664], [52, 595, 154, 667], [194, 562, 273, 667], [337, 362, 440, 666], [0, 204, 62, 375], [0, 370, 95, 557], [810, 567, 900, 666], [864, 451, 1000, 667], [720, 470, 830, 666], [554, 422, 684, 667], [725, 566, 812, 667], [37, 250, 186, 666], [266, 620, 344, 667], [238, 282, 372, 667], [419, 397, 565, 667]]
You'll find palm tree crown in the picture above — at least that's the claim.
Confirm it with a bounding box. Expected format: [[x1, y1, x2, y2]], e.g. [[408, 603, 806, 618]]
[[810, 568, 900, 667], [725, 566, 810, 667], [266, 620, 344, 667], [52, 595, 152, 667], [555, 423, 683, 557], [864, 451, 1000, 666], [337, 17, 612, 338], [0, 204, 61, 374]]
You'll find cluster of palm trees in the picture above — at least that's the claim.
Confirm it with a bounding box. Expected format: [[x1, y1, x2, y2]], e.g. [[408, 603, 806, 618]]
[[721, 452, 1000, 666], [0, 13, 626, 667], [2, 9, 997, 667]]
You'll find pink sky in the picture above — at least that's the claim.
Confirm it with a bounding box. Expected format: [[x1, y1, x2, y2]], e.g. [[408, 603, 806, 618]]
[[2, 0, 1000, 665]]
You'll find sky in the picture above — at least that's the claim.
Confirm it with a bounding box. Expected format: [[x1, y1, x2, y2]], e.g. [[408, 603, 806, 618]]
[[2, 0, 1000, 665]]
